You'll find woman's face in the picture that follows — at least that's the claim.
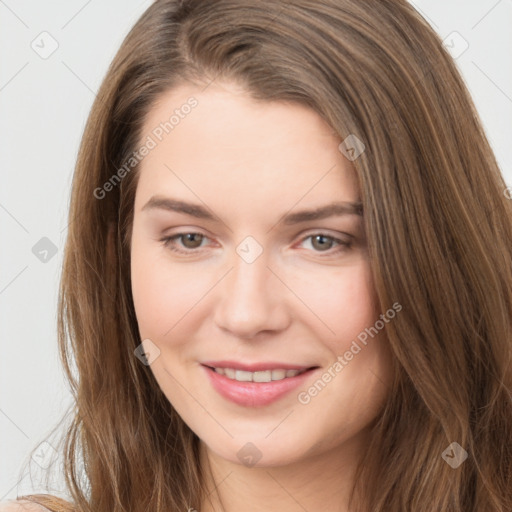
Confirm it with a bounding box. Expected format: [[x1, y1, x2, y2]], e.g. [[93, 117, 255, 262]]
[[130, 81, 392, 467]]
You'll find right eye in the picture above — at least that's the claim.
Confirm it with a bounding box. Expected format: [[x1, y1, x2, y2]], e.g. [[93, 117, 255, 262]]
[[160, 232, 211, 254]]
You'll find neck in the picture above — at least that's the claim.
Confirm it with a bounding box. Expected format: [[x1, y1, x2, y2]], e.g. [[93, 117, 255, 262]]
[[196, 429, 369, 512]]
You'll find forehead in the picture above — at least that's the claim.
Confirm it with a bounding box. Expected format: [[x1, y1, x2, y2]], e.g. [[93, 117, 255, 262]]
[[141, 81, 340, 150], [135, 82, 360, 217]]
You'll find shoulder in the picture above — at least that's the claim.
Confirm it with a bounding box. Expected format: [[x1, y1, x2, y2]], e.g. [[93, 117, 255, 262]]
[[0, 501, 50, 511]]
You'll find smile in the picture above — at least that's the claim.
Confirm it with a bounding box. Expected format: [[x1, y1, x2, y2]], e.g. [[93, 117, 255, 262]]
[[211, 367, 308, 382]]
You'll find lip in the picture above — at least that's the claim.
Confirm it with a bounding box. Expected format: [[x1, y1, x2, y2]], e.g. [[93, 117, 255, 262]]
[[201, 363, 319, 407]]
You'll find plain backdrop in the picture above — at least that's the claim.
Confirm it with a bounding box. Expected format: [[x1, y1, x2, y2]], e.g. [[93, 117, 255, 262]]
[[1, 0, 511, 501]]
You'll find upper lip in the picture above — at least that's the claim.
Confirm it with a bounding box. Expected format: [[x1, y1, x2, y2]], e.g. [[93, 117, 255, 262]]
[[201, 360, 318, 372]]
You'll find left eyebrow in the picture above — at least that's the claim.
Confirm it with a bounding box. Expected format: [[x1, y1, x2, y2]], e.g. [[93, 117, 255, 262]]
[[281, 201, 363, 224]]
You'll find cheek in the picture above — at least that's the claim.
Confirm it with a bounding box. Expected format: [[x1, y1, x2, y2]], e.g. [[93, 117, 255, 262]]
[[130, 235, 220, 343], [287, 260, 377, 351], [131, 235, 184, 339]]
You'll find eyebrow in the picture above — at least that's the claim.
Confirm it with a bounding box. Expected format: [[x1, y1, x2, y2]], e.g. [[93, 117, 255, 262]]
[[141, 195, 363, 224]]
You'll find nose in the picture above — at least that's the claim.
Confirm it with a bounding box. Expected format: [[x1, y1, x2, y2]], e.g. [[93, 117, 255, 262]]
[[213, 248, 291, 340]]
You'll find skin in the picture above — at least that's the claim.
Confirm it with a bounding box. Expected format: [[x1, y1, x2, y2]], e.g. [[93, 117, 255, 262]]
[[130, 80, 393, 512]]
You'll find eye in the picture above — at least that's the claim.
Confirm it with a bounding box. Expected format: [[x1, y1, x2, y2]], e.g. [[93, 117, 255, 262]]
[[160, 231, 353, 257], [160, 232, 210, 254], [298, 233, 352, 254]]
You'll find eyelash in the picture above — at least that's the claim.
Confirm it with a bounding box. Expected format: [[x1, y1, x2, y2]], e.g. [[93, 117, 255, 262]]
[[159, 232, 352, 257]]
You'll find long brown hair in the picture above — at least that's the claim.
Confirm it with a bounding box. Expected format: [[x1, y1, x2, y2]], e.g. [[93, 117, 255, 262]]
[[18, 0, 512, 510]]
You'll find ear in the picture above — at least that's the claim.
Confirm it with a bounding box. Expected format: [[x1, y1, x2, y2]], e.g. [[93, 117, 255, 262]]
[[103, 222, 121, 299], [106, 221, 118, 266]]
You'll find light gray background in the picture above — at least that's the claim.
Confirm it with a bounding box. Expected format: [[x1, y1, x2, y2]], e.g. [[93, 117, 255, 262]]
[[1, 0, 511, 501]]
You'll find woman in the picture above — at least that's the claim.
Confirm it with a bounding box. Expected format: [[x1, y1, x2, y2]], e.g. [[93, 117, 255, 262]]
[[3, 0, 511, 510]]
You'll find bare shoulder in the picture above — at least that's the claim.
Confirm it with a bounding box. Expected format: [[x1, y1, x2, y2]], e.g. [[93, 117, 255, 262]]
[[0, 501, 50, 512]]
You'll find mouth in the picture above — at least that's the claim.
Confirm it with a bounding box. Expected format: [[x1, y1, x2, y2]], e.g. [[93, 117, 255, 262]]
[[201, 361, 320, 407], [205, 366, 311, 382]]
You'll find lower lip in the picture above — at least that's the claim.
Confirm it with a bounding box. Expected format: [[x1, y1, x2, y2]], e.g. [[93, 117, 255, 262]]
[[202, 365, 317, 407]]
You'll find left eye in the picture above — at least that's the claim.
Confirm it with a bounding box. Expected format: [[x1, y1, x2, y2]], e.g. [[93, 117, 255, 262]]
[[298, 233, 350, 253]]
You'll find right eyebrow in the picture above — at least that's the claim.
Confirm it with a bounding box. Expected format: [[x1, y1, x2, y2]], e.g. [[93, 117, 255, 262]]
[[141, 196, 216, 220]]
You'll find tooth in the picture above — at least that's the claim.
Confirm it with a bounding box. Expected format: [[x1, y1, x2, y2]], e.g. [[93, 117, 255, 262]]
[[224, 368, 236, 379], [217, 367, 306, 382], [271, 369, 286, 380], [253, 370, 272, 382], [235, 370, 253, 382]]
